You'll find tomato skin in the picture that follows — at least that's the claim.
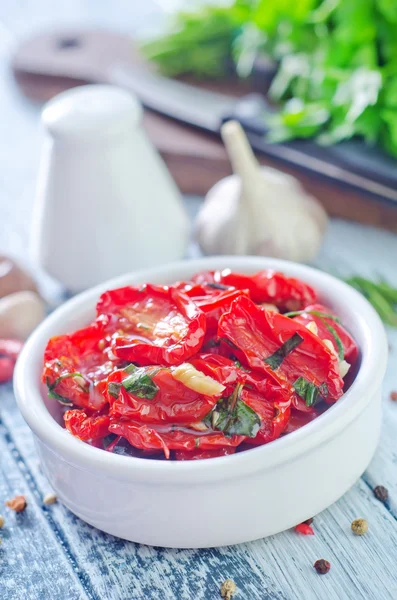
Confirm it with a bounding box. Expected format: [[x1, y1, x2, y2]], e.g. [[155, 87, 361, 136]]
[[292, 303, 359, 364], [107, 366, 218, 424], [195, 288, 250, 338], [284, 407, 320, 434], [43, 321, 114, 410], [174, 447, 236, 460], [109, 420, 244, 459], [241, 388, 290, 445], [192, 269, 316, 311], [98, 284, 206, 366], [64, 410, 110, 441], [218, 295, 343, 403]]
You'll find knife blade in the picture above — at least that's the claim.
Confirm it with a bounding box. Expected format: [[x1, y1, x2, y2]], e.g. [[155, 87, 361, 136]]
[[111, 62, 397, 205]]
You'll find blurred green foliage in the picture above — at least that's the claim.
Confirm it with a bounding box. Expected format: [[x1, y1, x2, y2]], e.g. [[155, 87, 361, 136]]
[[143, 0, 397, 157]]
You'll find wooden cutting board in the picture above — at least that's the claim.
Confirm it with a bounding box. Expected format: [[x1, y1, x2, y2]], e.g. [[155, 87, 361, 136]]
[[13, 31, 397, 231]]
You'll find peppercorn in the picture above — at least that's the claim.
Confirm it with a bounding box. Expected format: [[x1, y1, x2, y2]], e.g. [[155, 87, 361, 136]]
[[314, 559, 330, 574], [43, 493, 57, 505], [351, 518, 368, 535], [373, 485, 388, 503], [5, 495, 27, 512], [390, 391, 397, 401], [220, 579, 237, 599]]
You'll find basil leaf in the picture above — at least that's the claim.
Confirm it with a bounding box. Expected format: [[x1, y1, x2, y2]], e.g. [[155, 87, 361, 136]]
[[322, 321, 344, 360], [234, 360, 250, 373], [206, 282, 232, 291], [108, 382, 121, 399], [293, 377, 328, 407], [46, 372, 87, 407], [122, 368, 159, 400], [204, 383, 261, 438], [285, 310, 341, 323], [264, 333, 304, 369]]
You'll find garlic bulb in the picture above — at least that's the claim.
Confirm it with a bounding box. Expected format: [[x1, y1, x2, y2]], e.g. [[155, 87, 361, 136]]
[[195, 120, 327, 262], [0, 291, 45, 340], [0, 255, 38, 299]]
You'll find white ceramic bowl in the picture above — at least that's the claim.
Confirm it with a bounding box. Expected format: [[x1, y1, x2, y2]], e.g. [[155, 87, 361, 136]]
[[14, 257, 388, 548]]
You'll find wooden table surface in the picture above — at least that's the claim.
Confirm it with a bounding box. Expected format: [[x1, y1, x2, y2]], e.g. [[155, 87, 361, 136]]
[[1, 3, 397, 599]]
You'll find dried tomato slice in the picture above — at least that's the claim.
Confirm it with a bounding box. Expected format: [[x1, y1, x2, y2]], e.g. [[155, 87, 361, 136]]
[[64, 410, 110, 441], [109, 420, 244, 459], [218, 296, 343, 406], [192, 269, 316, 311], [174, 447, 236, 460], [107, 365, 219, 424], [97, 284, 206, 366], [292, 303, 358, 364], [43, 322, 115, 410]]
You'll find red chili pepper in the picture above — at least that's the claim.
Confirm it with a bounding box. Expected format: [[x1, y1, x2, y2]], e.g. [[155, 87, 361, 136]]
[[174, 447, 236, 460], [0, 339, 24, 362], [97, 284, 206, 366], [109, 420, 244, 459], [107, 366, 219, 424], [64, 410, 110, 441], [292, 303, 358, 364], [295, 523, 315, 535], [42, 322, 114, 410], [192, 269, 316, 311], [0, 357, 15, 383], [218, 296, 343, 406], [0, 339, 24, 383]]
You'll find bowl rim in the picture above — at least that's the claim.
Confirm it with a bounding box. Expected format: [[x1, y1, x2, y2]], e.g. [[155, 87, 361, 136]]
[[14, 256, 388, 484]]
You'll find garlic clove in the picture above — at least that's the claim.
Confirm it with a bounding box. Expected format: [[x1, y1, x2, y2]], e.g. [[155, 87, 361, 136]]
[[0, 291, 46, 340], [0, 256, 38, 299], [195, 120, 327, 262]]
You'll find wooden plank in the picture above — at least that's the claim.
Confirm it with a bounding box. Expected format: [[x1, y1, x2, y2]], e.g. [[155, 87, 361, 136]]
[[0, 408, 88, 599]]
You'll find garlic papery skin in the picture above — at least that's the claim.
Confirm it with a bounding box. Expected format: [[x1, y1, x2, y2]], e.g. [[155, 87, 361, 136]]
[[195, 120, 327, 262], [0, 291, 45, 340]]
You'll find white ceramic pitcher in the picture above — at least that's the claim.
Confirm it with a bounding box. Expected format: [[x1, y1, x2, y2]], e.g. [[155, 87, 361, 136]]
[[32, 85, 189, 292]]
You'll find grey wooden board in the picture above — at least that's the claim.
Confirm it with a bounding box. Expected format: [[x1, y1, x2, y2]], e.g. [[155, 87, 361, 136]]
[[1, 2, 397, 599]]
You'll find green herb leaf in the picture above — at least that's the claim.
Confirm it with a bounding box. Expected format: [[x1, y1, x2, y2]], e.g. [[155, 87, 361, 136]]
[[122, 368, 159, 400], [46, 372, 87, 406], [285, 310, 341, 323], [345, 276, 397, 327], [203, 383, 261, 437], [293, 377, 328, 407], [206, 282, 232, 291], [108, 382, 121, 399], [322, 321, 344, 360], [264, 332, 304, 369], [234, 360, 250, 372]]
